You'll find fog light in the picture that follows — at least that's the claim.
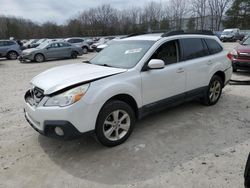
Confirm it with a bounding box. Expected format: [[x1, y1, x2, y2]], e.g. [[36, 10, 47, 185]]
[[55, 127, 64, 136]]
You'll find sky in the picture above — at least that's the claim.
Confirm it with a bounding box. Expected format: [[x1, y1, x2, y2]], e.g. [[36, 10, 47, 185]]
[[0, 0, 163, 25]]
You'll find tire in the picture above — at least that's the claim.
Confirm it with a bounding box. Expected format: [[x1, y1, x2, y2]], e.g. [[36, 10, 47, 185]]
[[202, 75, 223, 106], [82, 47, 88, 54], [71, 51, 78, 59], [95, 100, 135, 147], [34, 53, 45, 63], [7, 51, 18, 60]]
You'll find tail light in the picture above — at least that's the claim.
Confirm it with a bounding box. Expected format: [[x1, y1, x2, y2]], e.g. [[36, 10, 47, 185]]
[[227, 53, 233, 60]]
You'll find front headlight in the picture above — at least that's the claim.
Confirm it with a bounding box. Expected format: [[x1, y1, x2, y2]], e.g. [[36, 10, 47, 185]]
[[44, 84, 89, 107]]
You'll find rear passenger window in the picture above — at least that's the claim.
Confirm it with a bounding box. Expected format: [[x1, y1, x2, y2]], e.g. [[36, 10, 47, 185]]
[[181, 38, 209, 60], [205, 39, 223, 54]]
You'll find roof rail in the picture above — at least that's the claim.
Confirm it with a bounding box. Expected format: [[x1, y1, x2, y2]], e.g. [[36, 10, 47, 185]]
[[125, 30, 168, 38], [162, 30, 214, 37]]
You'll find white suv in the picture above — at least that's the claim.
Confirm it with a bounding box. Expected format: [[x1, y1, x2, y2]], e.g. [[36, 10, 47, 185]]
[[24, 31, 232, 146]]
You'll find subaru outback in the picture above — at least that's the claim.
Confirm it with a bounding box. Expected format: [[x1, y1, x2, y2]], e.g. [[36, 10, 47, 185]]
[[24, 31, 232, 146]]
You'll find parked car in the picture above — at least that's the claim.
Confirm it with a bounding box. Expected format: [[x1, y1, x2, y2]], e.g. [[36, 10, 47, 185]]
[[245, 153, 250, 188], [90, 37, 115, 51], [19, 41, 83, 63], [96, 39, 118, 52], [220, 28, 243, 42], [0, 40, 21, 60], [228, 36, 250, 72], [24, 31, 232, 146], [65, 37, 89, 54], [29, 38, 48, 48], [23, 39, 39, 49]]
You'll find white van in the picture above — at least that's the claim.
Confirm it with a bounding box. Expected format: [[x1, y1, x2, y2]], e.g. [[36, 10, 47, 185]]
[[220, 28, 240, 42]]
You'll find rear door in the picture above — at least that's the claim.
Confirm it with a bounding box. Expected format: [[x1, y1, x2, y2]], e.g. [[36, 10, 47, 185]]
[[0, 41, 9, 56], [179, 38, 211, 93]]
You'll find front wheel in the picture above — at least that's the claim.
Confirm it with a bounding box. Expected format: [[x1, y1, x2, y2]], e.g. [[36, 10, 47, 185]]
[[202, 75, 223, 106], [34, 54, 45, 63], [95, 100, 135, 147]]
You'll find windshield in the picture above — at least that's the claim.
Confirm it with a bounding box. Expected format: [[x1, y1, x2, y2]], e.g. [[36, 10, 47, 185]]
[[90, 40, 154, 69], [242, 37, 250, 45], [37, 42, 49, 49], [222, 31, 232, 35]]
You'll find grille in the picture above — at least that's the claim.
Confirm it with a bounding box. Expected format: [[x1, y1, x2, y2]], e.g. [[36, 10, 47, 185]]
[[26, 87, 44, 106]]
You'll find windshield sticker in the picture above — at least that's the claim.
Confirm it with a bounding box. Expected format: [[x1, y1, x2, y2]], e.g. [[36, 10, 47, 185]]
[[125, 48, 142, 54]]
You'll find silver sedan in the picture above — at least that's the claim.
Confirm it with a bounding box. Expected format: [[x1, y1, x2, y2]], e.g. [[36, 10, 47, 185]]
[[19, 41, 84, 63]]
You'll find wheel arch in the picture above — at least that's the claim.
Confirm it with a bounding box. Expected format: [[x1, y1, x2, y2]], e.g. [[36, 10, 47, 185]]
[[213, 71, 225, 86], [101, 94, 139, 119], [34, 53, 45, 60]]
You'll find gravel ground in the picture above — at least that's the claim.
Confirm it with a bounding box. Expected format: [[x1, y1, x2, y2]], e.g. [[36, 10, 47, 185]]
[[0, 43, 250, 188]]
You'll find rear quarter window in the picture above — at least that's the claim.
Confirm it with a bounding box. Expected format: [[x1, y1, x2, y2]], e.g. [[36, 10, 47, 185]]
[[181, 38, 209, 60], [205, 39, 223, 54]]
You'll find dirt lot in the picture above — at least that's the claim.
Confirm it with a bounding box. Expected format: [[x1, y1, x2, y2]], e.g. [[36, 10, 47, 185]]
[[0, 43, 250, 188]]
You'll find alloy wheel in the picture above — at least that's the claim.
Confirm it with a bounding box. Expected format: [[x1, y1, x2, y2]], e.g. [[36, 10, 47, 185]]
[[103, 110, 131, 141]]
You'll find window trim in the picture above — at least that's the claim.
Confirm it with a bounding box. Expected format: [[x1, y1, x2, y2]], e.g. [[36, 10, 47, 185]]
[[141, 39, 181, 71], [203, 38, 223, 55], [179, 38, 210, 61]]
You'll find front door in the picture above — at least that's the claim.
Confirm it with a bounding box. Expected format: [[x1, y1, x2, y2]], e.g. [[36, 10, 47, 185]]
[[141, 40, 186, 106]]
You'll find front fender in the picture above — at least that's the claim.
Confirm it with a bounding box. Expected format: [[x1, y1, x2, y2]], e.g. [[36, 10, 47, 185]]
[[83, 71, 142, 109]]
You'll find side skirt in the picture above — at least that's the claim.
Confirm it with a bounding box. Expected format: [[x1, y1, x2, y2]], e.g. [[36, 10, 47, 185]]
[[138, 86, 208, 119]]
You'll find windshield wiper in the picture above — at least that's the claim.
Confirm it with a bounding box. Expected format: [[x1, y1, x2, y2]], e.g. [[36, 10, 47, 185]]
[[99, 64, 113, 67], [82, 60, 91, 64]]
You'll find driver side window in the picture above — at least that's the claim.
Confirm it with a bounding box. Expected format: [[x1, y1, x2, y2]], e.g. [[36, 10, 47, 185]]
[[150, 40, 179, 65]]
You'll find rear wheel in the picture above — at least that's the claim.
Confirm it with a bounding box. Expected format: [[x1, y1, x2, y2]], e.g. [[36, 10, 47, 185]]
[[71, 51, 78, 59], [82, 47, 88, 54], [202, 75, 223, 106], [95, 100, 135, 147], [7, 51, 18, 60], [34, 54, 45, 63]]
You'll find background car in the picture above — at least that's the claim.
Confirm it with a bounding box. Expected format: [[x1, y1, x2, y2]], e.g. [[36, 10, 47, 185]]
[[228, 36, 250, 72], [65, 37, 90, 54], [19, 41, 83, 63], [0, 40, 21, 60], [23, 39, 39, 49], [90, 36, 115, 51]]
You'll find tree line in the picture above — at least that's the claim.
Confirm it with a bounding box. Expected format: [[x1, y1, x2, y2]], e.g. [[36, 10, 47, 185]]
[[0, 0, 249, 39]]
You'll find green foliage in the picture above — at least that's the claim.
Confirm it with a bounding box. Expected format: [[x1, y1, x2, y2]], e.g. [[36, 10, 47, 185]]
[[224, 0, 250, 29]]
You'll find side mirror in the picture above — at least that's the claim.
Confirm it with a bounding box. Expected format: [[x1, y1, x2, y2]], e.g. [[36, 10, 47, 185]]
[[148, 59, 165, 70], [46, 47, 50, 50]]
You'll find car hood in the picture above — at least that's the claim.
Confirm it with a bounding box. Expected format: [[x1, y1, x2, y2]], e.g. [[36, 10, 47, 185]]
[[31, 63, 127, 95], [22, 48, 39, 53]]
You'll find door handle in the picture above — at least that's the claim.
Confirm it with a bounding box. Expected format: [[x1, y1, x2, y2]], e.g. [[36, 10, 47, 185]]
[[176, 68, 184, 73]]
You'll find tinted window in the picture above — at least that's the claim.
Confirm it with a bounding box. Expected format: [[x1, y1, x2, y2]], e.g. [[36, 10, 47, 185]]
[[150, 40, 179, 65], [205, 39, 223, 54], [181, 38, 209, 60], [5, 41, 15, 46], [0, 41, 4, 46], [50, 43, 60, 48]]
